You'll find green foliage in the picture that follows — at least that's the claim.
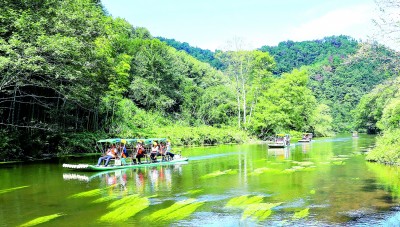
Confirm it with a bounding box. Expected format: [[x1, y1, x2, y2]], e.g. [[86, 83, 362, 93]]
[[354, 76, 400, 133], [0, 0, 239, 160], [260, 35, 359, 75], [251, 69, 319, 137], [309, 104, 334, 137], [157, 37, 224, 69], [366, 129, 400, 164], [377, 98, 400, 131], [308, 43, 399, 132], [19, 213, 64, 227], [153, 126, 249, 146]]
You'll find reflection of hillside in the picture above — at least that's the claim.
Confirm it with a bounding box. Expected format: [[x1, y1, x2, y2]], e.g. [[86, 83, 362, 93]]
[[367, 162, 400, 198], [306, 140, 334, 162]]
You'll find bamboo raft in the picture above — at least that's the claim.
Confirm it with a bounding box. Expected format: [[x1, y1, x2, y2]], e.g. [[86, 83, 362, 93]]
[[63, 157, 189, 172]]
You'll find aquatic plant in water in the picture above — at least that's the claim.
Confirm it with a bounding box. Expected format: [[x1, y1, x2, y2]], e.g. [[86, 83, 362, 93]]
[[68, 188, 104, 198], [185, 189, 204, 195], [225, 195, 264, 208], [143, 198, 204, 222], [248, 167, 280, 176], [200, 169, 237, 179], [293, 208, 310, 219], [282, 165, 316, 174], [331, 161, 346, 165], [0, 186, 29, 195], [241, 202, 282, 221], [98, 195, 149, 223], [292, 161, 314, 166], [18, 213, 64, 227], [92, 195, 118, 204]]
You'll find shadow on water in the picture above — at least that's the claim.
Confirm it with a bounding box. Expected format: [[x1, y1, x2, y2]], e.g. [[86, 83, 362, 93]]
[[360, 178, 379, 192]]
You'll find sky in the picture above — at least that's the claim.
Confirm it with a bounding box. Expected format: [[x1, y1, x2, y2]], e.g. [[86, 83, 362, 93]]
[[101, 0, 379, 51]]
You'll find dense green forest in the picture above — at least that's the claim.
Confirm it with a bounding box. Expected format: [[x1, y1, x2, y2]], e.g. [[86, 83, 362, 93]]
[[1, 0, 399, 163], [352, 0, 400, 165], [161, 36, 400, 132]]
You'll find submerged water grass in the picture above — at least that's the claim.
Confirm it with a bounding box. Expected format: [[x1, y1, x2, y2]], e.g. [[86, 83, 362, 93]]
[[248, 167, 281, 176], [143, 198, 204, 223], [92, 195, 118, 203], [200, 169, 237, 179], [226, 195, 264, 208], [0, 185, 29, 195], [185, 189, 204, 195], [241, 202, 282, 221], [98, 194, 149, 223], [293, 208, 310, 219], [68, 188, 103, 198], [18, 213, 64, 227]]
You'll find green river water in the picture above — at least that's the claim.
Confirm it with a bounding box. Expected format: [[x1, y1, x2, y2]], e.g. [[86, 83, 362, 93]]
[[1, 134, 400, 226]]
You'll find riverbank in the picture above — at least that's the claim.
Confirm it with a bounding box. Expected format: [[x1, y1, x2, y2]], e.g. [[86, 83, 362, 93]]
[[366, 129, 400, 165], [0, 124, 318, 162]]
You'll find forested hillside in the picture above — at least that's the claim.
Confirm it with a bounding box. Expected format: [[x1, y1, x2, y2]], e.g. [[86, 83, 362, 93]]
[[157, 37, 223, 69], [260, 36, 398, 131], [160, 35, 399, 132], [259, 36, 359, 75]]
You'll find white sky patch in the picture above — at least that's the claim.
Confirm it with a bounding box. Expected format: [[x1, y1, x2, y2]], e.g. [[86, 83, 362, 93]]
[[287, 4, 374, 42]]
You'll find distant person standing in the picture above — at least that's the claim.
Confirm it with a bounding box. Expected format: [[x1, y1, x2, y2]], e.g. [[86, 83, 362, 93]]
[[165, 139, 175, 160], [120, 143, 128, 165], [150, 142, 158, 161]]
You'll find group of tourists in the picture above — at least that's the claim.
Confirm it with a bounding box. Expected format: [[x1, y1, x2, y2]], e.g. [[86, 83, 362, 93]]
[[135, 140, 175, 164], [96, 140, 175, 167]]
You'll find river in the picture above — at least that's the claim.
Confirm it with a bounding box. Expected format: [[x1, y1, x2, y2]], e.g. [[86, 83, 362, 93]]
[[1, 134, 400, 226]]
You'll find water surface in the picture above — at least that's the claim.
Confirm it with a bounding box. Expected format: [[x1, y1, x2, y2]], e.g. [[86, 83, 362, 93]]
[[1, 134, 400, 226]]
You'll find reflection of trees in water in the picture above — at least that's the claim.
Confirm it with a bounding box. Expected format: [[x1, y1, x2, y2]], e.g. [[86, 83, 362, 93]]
[[99, 166, 179, 196], [65, 164, 184, 198]]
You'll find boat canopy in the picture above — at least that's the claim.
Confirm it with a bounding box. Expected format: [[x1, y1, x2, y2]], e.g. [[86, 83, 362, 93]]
[[97, 138, 167, 145], [125, 138, 167, 145], [97, 138, 122, 143], [276, 134, 290, 137]]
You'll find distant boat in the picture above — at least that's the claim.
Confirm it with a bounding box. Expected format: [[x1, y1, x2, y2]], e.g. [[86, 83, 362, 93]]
[[352, 131, 359, 137], [268, 134, 290, 148], [298, 133, 313, 142]]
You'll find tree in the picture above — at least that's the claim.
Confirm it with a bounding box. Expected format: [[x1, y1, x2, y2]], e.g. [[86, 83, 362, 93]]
[[251, 69, 318, 137], [216, 40, 275, 129]]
